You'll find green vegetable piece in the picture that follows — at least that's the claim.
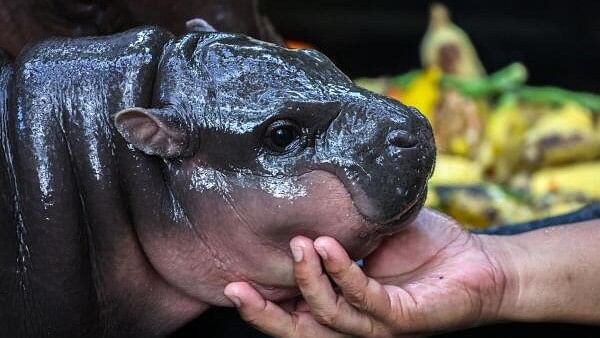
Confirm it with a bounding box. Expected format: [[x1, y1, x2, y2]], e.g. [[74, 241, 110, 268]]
[[442, 62, 528, 97], [390, 69, 421, 88], [518, 86, 600, 112]]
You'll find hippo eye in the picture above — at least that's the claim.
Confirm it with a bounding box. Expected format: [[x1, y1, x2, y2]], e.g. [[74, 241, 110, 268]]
[[264, 120, 301, 152]]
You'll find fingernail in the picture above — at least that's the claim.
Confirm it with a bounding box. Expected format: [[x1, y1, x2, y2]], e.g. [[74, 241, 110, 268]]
[[224, 291, 241, 308], [314, 243, 328, 260], [291, 245, 304, 262]]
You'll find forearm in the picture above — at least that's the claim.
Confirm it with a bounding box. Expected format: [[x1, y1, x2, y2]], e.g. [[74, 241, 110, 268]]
[[484, 220, 600, 324]]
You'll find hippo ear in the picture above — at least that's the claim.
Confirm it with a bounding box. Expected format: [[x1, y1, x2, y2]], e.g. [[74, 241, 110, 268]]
[[113, 108, 191, 158]]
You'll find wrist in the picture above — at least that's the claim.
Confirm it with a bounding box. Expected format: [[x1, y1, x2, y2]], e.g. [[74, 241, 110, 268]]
[[476, 233, 525, 323], [478, 221, 600, 324]]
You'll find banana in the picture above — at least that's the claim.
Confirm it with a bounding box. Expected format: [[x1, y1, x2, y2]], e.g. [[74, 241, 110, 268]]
[[480, 94, 529, 181], [429, 154, 483, 186], [435, 185, 536, 229], [420, 3, 485, 79], [523, 103, 600, 167], [426, 154, 483, 209], [531, 161, 600, 199]]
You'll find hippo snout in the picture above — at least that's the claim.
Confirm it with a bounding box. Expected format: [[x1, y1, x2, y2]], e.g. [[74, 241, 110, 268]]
[[319, 94, 436, 226]]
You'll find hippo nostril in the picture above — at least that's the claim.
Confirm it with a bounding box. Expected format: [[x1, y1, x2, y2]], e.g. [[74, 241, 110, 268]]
[[387, 129, 416, 148]]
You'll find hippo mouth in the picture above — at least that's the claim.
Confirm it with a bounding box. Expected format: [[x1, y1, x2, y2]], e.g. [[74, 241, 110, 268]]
[[295, 168, 428, 261], [244, 185, 427, 303], [380, 187, 427, 227], [323, 166, 428, 235]]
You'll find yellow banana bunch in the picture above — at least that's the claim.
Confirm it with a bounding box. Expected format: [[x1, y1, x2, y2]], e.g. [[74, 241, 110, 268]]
[[522, 103, 600, 167], [479, 94, 529, 181], [355, 3, 600, 229]]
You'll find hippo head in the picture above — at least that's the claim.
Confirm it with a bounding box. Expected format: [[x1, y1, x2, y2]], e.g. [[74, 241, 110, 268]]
[[113, 32, 435, 306]]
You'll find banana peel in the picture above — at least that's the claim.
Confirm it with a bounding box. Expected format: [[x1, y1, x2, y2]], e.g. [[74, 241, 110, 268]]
[[420, 3, 485, 79]]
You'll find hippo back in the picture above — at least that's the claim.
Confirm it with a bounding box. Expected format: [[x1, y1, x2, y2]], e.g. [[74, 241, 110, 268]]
[[0, 27, 171, 337]]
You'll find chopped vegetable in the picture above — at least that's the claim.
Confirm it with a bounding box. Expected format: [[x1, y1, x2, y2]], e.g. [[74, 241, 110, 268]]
[[442, 63, 528, 97]]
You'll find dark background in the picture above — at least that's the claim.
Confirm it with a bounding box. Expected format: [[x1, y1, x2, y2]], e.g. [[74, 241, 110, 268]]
[[262, 0, 600, 92]]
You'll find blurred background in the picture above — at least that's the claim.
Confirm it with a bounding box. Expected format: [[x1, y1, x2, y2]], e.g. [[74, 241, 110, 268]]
[[263, 0, 600, 91]]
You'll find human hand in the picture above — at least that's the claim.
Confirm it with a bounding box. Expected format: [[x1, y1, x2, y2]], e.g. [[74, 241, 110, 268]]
[[224, 209, 509, 337]]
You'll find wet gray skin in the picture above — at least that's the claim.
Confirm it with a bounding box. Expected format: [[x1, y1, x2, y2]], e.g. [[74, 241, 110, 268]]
[[0, 27, 435, 337]]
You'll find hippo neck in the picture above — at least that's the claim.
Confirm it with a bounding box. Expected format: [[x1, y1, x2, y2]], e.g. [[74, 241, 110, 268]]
[[105, 152, 211, 333]]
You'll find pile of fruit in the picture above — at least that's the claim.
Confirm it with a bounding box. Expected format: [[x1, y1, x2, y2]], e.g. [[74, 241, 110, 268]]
[[355, 4, 600, 229]]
